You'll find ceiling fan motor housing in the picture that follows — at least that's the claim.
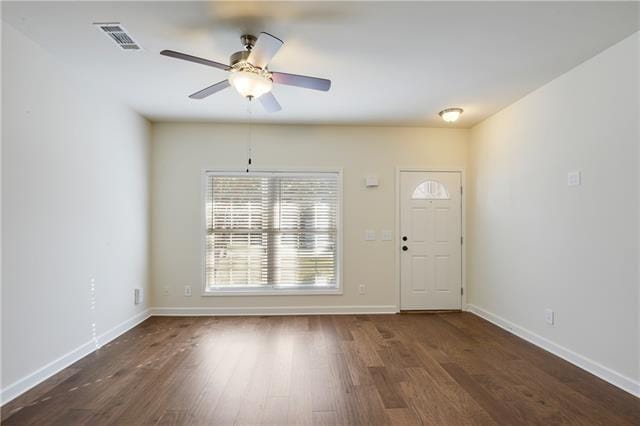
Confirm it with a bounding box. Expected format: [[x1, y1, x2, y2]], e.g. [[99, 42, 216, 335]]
[[231, 34, 259, 67], [240, 34, 257, 50], [230, 50, 251, 66]]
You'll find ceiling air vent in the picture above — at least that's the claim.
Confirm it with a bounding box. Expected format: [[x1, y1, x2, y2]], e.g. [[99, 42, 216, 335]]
[[94, 23, 141, 50]]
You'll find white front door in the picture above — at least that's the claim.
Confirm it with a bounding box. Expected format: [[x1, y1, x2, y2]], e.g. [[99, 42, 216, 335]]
[[400, 171, 462, 310]]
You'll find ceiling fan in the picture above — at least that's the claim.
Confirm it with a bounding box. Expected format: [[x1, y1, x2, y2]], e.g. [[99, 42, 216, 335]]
[[160, 32, 331, 112]]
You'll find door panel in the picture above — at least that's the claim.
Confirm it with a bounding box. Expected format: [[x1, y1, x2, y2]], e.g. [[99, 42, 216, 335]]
[[434, 208, 449, 242], [411, 255, 429, 292], [411, 207, 429, 242], [434, 255, 449, 291], [400, 171, 461, 310]]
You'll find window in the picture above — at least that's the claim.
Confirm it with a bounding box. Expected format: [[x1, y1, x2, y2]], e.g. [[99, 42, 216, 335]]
[[412, 180, 450, 200], [204, 171, 340, 294]]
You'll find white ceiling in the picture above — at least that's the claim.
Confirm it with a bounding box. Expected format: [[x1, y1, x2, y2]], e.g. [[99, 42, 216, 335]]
[[3, 1, 639, 128]]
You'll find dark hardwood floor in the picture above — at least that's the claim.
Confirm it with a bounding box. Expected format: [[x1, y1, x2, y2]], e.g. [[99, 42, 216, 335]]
[[2, 313, 638, 425]]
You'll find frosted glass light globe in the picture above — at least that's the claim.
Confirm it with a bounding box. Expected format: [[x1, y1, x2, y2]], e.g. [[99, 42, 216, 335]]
[[228, 70, 273, 99], [439, 108, 463, 123]]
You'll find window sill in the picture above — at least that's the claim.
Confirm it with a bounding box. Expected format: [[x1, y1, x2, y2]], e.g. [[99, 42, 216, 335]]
[[202, 286, 343, 297]]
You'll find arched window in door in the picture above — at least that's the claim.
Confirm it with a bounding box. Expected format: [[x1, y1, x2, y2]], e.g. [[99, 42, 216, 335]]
[[412, 180, 450, 200]]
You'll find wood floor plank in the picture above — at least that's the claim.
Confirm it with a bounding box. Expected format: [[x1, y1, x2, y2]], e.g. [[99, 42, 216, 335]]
[[234, 319, 279, 425], [50, 408, 94, 426], [208, 331, 269, 424], [260, 396, 289, 425], [264, 319, 295, 399], [384, 407, 422, 426], [287, 334, 314, 425], [2, 313, 637, 426], [400, 367, 496, 426], [311, 410, 339, 425], [155, 410, 189, 426], [350, 384, 391, 425], [440, 362, 525, 425], [368, 366, 407, 409]]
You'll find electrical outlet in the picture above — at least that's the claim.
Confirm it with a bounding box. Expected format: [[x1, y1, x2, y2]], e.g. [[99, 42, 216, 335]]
[[134, 288, 143, 305], [359, 284, 366, 295], [184, 285, 192, 297], [545, 309, 554, 325], [162, 286, 170, 296]]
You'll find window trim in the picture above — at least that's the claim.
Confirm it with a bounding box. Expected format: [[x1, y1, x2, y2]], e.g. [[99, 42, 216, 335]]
[[200, 168, 343, 296]]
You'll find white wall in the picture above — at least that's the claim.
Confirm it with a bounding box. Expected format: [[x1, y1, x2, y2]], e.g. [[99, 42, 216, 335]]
[[468, 33, 639, 393], [151, 123, 468, 311], [1, 25, 151, 400]]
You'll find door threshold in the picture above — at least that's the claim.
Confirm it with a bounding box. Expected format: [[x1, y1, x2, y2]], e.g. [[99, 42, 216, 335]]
[[399, 309, 462, 314]]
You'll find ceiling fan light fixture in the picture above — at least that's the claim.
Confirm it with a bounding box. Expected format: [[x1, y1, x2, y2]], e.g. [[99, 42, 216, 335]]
[[439, 108, 464, 123], [160, 32, 332, 112], [228, 69, 273, 99]]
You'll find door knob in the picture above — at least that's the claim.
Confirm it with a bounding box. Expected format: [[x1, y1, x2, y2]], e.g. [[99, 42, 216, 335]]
[[402, 246, 408, 251]]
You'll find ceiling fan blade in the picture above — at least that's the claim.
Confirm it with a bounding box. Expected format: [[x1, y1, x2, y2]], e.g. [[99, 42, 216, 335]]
[[189, 80, 231, 99], [259, 92, 282, 113], [161, 50, 229, 71], [271, 72, 331, 91], [248, 32, 284, 68]]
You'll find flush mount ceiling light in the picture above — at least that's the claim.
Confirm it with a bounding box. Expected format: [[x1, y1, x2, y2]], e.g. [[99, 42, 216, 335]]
[[439, 108, 464, 123]]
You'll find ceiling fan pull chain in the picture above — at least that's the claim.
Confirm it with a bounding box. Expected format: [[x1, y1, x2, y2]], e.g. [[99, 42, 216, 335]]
[[246, 97, 253, 173]]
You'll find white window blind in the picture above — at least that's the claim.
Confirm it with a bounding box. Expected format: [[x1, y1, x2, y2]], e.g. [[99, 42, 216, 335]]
[[205, 172, 339, 291]]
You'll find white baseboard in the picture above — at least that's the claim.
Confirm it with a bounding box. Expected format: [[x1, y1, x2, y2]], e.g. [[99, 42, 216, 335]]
[[466, 304, 640, 397], [0, 308, 152, 405], [151, 305, 398, 316]]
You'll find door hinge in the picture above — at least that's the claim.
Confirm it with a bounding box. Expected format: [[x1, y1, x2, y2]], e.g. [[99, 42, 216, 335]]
[[460, 236, 464, 245], [461, 288, 464, 295], [460, 186, 463, 195]]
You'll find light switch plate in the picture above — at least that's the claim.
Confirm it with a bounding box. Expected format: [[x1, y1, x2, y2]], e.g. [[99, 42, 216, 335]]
[[567, 171, 581, 186], [381, 230, 392, 241], [184, 285, 192, 297], [365, 230, 376, 241]]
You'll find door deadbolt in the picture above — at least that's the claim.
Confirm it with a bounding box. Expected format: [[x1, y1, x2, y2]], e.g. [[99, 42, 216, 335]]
[[402, 236, 407, 241]]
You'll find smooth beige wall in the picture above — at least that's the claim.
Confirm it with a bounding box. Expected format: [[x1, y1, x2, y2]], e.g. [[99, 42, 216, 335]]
[[151, 123, 468, 309], [1, 25, 151, 397], [468, 33, 639, 388]]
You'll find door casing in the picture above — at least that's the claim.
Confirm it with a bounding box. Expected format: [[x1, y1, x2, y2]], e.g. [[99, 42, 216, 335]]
[[394, 167, 466, 311]]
